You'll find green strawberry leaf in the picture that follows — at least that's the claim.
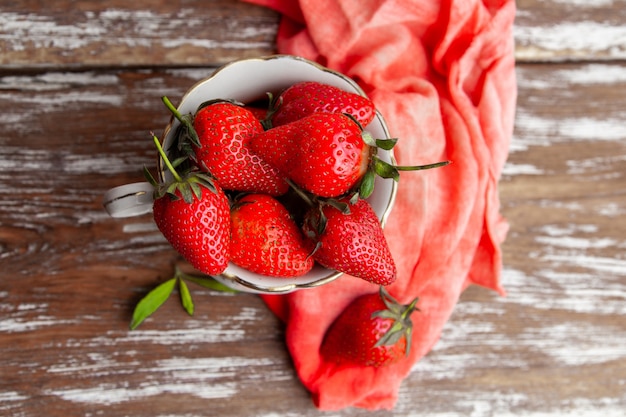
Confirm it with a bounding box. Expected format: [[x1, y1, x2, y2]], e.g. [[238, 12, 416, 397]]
[[325, 198, 351, 214], [359, 169, 376, 199], [178, 278, 194, 316], [375, 138, 398, 150], [181, 273, 239, 293], [178, 183, 194, 204], [129, 267, 239, 330], [130, 277, 177, 330], [372, 157, 400, 181], [143, 166, 159, 187], [194, 173, 218, 194], [162, 96, 200, 148], [171, 156, 189, 169], [189, 181, 202, 201], [165, 182, 180, 199], [361, 131, 377, 147], [375, 322, 405, 347], [371, 287, 420, 355]]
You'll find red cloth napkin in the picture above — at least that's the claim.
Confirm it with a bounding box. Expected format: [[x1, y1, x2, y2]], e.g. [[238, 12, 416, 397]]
[[243, 0, 516, 410]]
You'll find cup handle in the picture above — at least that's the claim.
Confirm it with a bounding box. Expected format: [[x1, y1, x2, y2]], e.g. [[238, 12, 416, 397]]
[[103, 182, 155, 218]]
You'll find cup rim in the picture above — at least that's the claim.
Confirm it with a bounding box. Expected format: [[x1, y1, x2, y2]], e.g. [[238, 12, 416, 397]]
[[158, 54, 398, 294]]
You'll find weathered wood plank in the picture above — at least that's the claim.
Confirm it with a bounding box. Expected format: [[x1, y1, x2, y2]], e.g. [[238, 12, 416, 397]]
[[0, 0, 279, 69], [515, 0, 626, 61], [1, 0, 625, 69], [1, 61, 625, 416]]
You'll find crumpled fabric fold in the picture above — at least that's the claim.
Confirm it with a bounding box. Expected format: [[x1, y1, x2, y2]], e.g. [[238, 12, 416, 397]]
[[242, 0, 517, 410]]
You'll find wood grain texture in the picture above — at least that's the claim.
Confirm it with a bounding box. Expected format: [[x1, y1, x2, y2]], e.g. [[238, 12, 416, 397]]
[[1, 0, 625, 416], [0, 0, 279, 69], [2, 0, 626, 68], [514, 0, 626, 61]]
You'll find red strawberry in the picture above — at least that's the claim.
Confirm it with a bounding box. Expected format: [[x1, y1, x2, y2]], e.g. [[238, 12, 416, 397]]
[[191, 100, 288, 196], [230, 194, 314, 277], [250, 113, 373, 198], [270, 81, 376, 127], [321, 286, 420, 367], [149, 134, 231, 275], [302, 198, 396, 285]]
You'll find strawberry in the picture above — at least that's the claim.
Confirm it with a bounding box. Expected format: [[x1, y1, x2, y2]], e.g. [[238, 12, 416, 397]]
[[321, 286, 420, 367], [302, 197, 396, 285], [269, 81, 376, 128], [250, 112, 374, 198], [192, 100, 289, 195], [252, 111, 448, 199], [230, 193, 314, 277], [148, 134, 231, 275], [163, 97, 288, 196]]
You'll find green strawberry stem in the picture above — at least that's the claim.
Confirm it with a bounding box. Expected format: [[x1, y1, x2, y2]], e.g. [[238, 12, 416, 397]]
[[372, 155, 450, 177], [150, 132, 217, 203], [162, 96, 185, 122], [394, 160, 451, 171], [162, 95, 201, 147], [152, 133, 182, 182], [260, 92, 279, 130], [178, 271, 239, 293], [361, 156, 451, 198]]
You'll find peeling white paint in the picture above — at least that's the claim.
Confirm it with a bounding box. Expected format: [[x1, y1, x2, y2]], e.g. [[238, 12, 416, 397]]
[[0, 11, 106, 51], [516, 63, 626, 91], [115, 327, 240, 347], [47, 356, 140, 377], [61, 155, 134, 175], [0, 72, 119, 91], [515, 21, 626, 59], [502, 162, 545, 176], [405, 400, 626, 417], [43, 356, 281, 405], [1, 90, 123, 108], [85, 308, 257, 347], [0, 8, 274, 55], [165, 68, 217, 80], [45, 381, 238, 405], [514, 110, 626, 150], [537, 200, 585, 212], [0, 391, 28, 402], [154, 356, 277, 380], [598, 202, 626, 217], [566, 154, 626, 176], [536, 235, 617, 250], [0, 149, 140, 179], [539, 224, 599, 236], [499, 267, 626, 315], [123, 222, 158, 233], [542, 253, 626, 275], [16, 302, 47, 311], [0, 316, 80, 332], [534, 323, 626, 366], [553, 63, 626, 85], [550, 0, 617, 7]]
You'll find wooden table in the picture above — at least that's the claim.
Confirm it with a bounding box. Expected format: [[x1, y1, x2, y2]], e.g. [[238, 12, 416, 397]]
[[1, 1, 625, 416]]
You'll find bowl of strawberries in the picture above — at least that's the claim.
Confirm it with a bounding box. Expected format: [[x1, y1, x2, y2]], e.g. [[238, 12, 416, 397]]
[[105, 55, 401, 293]]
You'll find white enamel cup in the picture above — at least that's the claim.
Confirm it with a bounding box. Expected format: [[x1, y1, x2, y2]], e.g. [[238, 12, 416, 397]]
[[103, 55, 397, 293]]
